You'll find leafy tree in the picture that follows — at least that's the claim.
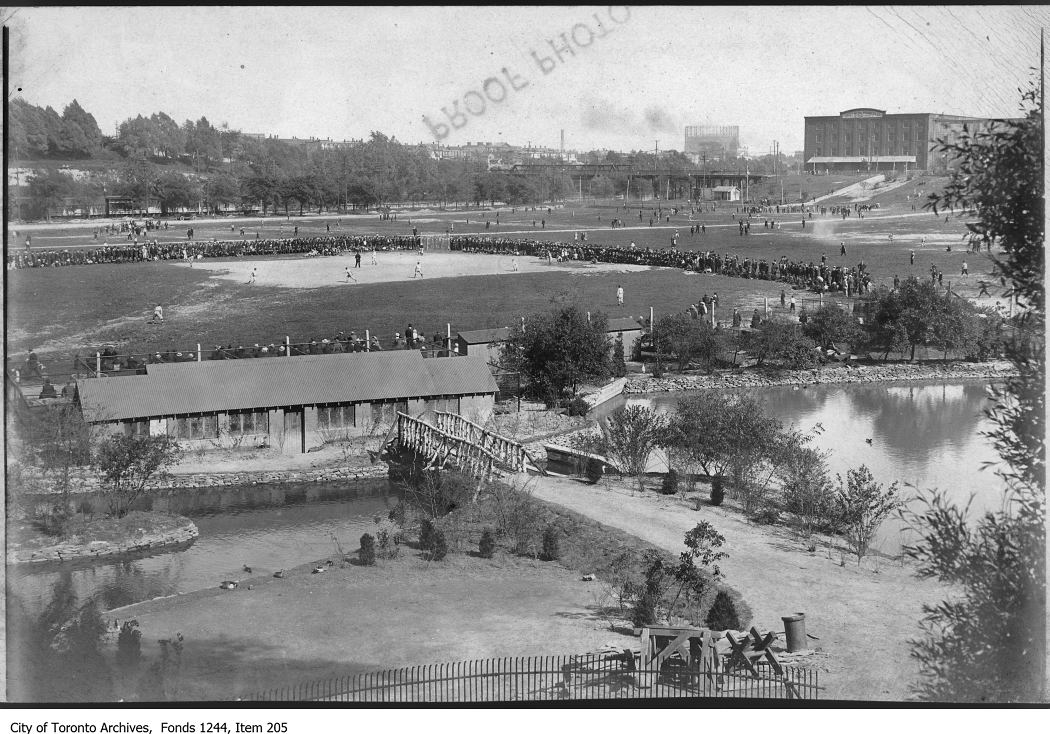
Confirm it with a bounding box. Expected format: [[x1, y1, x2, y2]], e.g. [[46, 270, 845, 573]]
[[803, 304, 863, 351], [871, 277, 945, 361], [589, 174, 616, 198], [904, 82, 1044, 702], [705, 590, 741, 631], [153, 171, 199, 215], [779, 444, 837, 538], [834, 465, 900, 564], [744, 319, 819, 368], [478, 528, 496, 558], [359, 533, 376, 565], [94, 435, 183, 518], [668, 394, 795, 514], [25, 169, 72, 221], [502, 306, 610, 406], [204, 173, 241, 213], [597, 405, 667, 477], [540, 525, 560, 561], [58, 99, 103, 157], [665, 522, 728, 625], [654, 312, 722, 372]]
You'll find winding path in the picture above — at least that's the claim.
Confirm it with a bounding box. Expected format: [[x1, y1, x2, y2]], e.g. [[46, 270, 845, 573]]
[[527, 475, 943, 702]]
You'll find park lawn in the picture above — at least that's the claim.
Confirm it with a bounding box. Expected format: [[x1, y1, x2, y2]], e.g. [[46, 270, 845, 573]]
[[103, 548, 632, 701], [7, 200, 1000, 366]]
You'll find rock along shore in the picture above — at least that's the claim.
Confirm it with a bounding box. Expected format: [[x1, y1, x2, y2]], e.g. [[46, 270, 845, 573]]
[[10, 515, 199, 565], [624, 360, 1017, 394], [15, 463, 391, 496]]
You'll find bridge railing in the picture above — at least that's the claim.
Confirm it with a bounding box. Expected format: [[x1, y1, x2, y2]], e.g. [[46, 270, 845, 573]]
[[432, 411, 528, 471]]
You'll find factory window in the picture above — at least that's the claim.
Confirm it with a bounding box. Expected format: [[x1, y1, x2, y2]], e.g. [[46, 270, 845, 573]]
[[175, 414, 219, 440], [229, 410, 268, 436], [317, 404, 356, 430], [125, 419, 150, 438]]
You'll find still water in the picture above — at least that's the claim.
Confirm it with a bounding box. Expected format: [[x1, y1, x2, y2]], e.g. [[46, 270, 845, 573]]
[[8, 379, 1005, 612], [600, 379, 1009, 551], [8, 480, 401, 615]]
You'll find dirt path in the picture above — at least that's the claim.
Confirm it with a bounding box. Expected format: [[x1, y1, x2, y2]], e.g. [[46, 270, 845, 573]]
[[526, 475, 944, 701]]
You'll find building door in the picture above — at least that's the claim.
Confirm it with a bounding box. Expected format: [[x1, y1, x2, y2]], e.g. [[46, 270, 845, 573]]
[[284, 408, 305, 453]]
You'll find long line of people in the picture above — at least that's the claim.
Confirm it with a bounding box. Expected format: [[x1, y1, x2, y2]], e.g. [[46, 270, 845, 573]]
[[6, 234, 427, 269], [448, 235, 875, 295]]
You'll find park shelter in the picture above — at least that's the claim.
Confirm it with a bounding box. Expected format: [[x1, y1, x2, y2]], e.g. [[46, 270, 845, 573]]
[[711, 186, 741, 201], [455, 327, 513, 366], [76, 350, 497, 454], [605, 316, 646, 357]]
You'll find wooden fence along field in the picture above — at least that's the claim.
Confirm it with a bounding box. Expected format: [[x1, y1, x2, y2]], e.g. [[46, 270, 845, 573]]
[[239, 653, 821, 702]]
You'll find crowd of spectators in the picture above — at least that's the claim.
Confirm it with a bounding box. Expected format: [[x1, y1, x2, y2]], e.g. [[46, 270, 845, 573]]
[[6, 234, 426, 269], [449, 235, 875, 296]]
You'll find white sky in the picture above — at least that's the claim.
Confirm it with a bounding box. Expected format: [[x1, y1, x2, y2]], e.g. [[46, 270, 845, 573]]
[[6, 5, 1047, 153]]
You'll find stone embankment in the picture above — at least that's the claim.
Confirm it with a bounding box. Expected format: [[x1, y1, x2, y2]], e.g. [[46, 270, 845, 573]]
[[625, 361, 1017, 394], [10, 516, 199, 565], [15, 464, 390, 495]]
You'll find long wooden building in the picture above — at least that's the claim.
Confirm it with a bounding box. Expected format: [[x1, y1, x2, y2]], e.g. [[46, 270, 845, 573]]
[[75, 350, 497, 454]]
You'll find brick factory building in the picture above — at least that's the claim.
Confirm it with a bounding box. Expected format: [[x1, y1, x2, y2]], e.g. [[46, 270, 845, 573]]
[[803, 107, 1012, 173]]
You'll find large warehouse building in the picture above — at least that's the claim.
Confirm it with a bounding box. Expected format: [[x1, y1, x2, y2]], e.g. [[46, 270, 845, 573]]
[[803, 108, 1009, 173], [684, 125, 740, 161]]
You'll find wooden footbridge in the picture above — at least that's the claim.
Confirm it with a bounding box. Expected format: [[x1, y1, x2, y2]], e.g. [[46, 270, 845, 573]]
[[378, 411, 545, 479]]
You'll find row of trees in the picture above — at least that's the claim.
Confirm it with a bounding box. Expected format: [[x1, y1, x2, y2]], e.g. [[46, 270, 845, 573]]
[[590, 400, 901, 566], [9, 98, 105, 159], [652, 279, 1011, 374], [501, 282, 1011, 412], [11, 96, 803, 220]]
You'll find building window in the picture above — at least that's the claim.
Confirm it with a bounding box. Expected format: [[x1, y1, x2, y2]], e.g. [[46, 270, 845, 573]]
[[174, 414, 218, 440], [318, 404, 356, 429], [229, 410, 268, 435], [125, 419, 149, 438]]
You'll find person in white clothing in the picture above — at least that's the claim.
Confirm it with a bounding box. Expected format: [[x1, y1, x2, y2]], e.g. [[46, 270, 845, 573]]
[[616, 285, 624, 307]]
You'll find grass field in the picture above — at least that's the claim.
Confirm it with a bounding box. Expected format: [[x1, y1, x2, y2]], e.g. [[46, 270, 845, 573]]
[[7, 194, 1004, 369]]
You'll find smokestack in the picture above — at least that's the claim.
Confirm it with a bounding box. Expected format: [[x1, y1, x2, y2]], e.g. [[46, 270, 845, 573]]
[[560, 129, 565, 153]]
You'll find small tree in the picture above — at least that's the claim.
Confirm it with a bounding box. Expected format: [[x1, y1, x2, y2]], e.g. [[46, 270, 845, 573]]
[[779, 445, 838, 538], [540, 525, 560, 561], [429, 530, 448, 561], [419, 518, 435, 551], [704, 590, 741, 631], [835, 465, 900, 564], [665, 522, 728, 624], [710, 479, 725, 506], [359, 533, 376, 565], [654, 312, 722, 372], [632, 551, 670, 627], [803, 304, 863, 351], [478, 528, 495, 558], [115, 620, 142, 672], [94, 435, 182, 518], [598, 405, 667, 477], [660, 468, 679, 495]]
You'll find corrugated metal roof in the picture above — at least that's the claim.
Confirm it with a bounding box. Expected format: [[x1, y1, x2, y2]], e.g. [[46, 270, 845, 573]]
[[457, 327, 513, 344], [77, 351, 496, 422]]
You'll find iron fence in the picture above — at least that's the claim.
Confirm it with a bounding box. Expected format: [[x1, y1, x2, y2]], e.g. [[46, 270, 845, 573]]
[[239, 653, 820, 702]]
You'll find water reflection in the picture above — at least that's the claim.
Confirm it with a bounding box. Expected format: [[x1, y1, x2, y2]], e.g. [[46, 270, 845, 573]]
[[8, 479, 399, 616], [603, 379, 1008, 550]]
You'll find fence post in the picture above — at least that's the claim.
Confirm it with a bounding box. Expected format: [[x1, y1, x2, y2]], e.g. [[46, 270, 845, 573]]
[[365, 329, 370, 351], [197, 343, 202, 362], [96, 352, 101, 377], [285, 335, 290, 355]]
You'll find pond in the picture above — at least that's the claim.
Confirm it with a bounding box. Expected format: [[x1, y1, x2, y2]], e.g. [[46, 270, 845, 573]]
[[596, 379, 1009, 552], [7, 479, 401, 616]]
